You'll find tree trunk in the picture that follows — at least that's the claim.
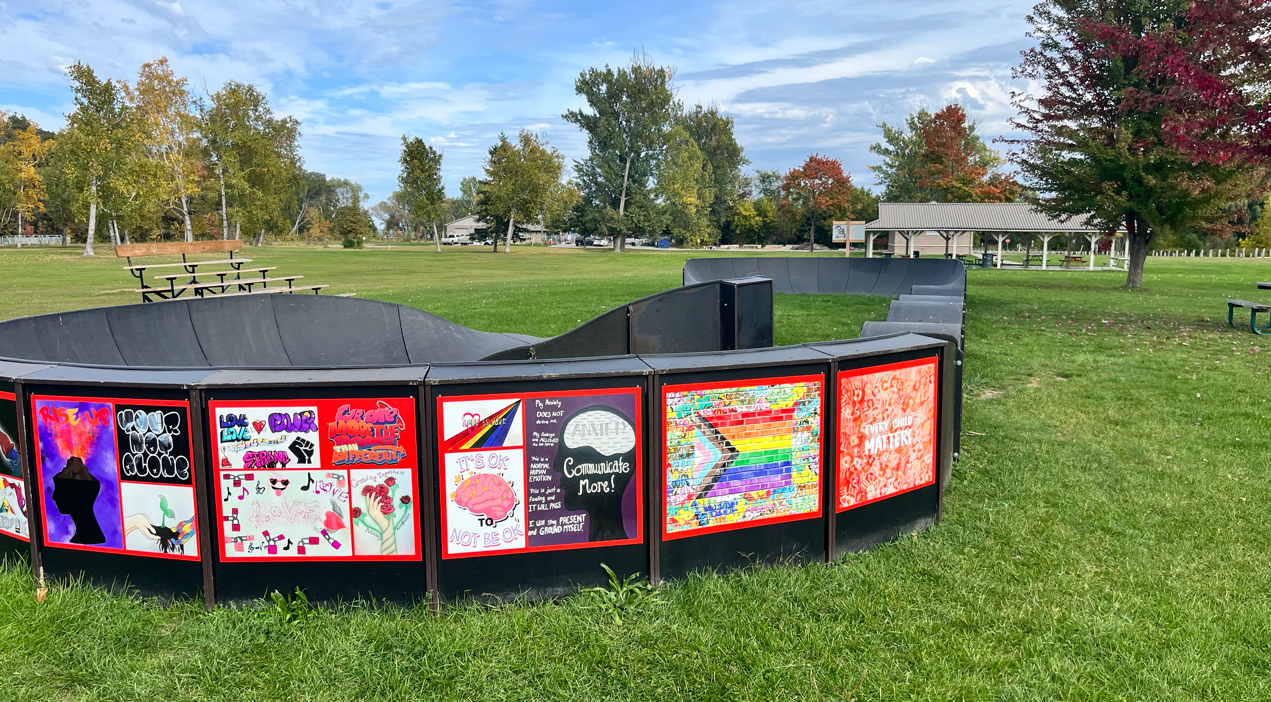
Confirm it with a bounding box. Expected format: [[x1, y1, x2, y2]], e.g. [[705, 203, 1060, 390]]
[[123, 227, 131, 245], [505, 212, 515, 254], [84, 179, 98, 257], [433, 222, 440, 253], [254, 227, 266, 247], [615, 154, 632, 253], [181, 196, 193, 243], [235, 221, 241, 240], [808, 214, 815, 252], [219, 167, 230, 240], [61, 223, 69, 247], [15, 211, 21, 248], [1125, 213, 1152, 288]]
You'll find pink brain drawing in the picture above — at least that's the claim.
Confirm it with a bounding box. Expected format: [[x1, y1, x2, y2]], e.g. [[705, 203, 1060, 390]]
[[453, 473, 517, 522]]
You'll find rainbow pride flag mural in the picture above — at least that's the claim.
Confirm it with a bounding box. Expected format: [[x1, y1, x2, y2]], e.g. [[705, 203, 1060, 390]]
[[442, 400, 522, 452], [663, 377, 822, 537]]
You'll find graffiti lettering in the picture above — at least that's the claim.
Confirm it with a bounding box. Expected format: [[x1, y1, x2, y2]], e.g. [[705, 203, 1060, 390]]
[[219, 426, 251, 442], [38, 405, 110, 427], [218, 413, 248, 429], [268, 412, 317, 434], [243, 450, 290, 469]]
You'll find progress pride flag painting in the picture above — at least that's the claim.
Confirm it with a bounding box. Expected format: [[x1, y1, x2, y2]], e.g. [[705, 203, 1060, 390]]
[[837, 358, 938, 512]]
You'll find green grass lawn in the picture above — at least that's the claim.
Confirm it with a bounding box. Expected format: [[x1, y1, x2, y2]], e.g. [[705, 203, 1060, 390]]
[[2, 245, 1270, 701]]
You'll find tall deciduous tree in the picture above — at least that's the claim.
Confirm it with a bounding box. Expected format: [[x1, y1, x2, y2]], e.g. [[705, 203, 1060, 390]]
[[202, 81, 299, 245], [781, 154, 854, 250], [397, 135, 445, 250], [657, 124, 717, 247], [480, 131, 565, 253], [680, 104, 748, 235], [1008, 0, 1264, 287], [60, 62, 130, 256], [125, 58, 200, 242], [563, 53, 679, 251], [3, 124, 53, 240], [917, 104, 1020, 202]]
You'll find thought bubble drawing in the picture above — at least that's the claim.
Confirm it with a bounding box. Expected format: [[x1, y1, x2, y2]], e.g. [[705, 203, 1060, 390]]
[[553, 406, 637, 542], [562, 409, 636, 456], [452, 473, 518, 525]]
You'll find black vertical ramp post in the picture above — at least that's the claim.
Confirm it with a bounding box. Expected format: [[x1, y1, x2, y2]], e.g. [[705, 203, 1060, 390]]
[[14, 380, 42, 593], [187, 387, 216, 610]]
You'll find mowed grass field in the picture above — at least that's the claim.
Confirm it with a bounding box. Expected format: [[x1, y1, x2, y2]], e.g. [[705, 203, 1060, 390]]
[[1, 244, 1269, 701]]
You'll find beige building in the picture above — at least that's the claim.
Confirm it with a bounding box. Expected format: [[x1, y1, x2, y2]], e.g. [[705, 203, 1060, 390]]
[[444, 215, 545, 242]]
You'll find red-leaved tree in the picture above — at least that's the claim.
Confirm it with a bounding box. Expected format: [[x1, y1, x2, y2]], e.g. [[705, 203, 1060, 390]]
[[1098, 0, 1271, 166], [1007, 0, 1264, 287], [781, 154, 854, 249], [917, 104, 1020, 202]]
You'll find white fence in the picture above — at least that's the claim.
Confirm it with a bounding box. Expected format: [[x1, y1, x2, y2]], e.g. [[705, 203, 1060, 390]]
[[0, 235, 63, 246], [1151, 248, 1269, 258]]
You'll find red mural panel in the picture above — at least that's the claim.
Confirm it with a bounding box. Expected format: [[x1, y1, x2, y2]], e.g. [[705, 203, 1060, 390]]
[[836, 358, 938, 512]]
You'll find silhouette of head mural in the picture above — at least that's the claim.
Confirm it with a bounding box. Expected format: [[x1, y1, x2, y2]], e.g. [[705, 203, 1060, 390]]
[[552, 406, 636, 542], [51, 456, 105, 544]]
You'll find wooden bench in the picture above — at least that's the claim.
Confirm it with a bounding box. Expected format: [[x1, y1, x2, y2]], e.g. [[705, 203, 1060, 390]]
[[109, 240, 330, 302], [1227, 299, 1271, 332], [219, 284, 329, 298], [113, 240, 252, 302]]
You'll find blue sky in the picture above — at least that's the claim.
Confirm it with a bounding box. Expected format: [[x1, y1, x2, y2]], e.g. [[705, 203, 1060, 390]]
[[0, 0, 1039, 204]]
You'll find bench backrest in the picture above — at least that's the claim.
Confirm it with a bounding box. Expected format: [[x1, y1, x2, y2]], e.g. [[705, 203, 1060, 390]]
[[114, 240, 244, 258]]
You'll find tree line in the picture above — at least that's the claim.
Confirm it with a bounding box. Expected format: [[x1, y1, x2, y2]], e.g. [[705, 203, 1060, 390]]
[[0, 58, 376, 255]]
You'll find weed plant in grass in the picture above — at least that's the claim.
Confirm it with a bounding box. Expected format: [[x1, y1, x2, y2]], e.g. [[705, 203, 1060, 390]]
[[0, 247, 1269, 700]]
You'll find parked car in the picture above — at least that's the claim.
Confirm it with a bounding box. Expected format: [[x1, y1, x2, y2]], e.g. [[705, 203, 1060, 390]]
[[441, 234, 470, 245], [575, 236, 594, 247]]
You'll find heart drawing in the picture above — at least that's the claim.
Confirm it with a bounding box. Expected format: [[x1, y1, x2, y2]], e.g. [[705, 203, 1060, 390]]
[[252, 420, 266, 434]]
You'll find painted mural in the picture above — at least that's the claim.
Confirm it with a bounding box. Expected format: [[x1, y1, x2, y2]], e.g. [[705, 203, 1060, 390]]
[[210, 397, 418, 561], [438, 389, 642, 559], [31, 395, 198, 560], [663, 376, 823, 538], [836, 358, 938, 511]]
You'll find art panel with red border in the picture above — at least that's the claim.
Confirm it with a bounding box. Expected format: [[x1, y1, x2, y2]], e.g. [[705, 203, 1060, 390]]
[[437, 388, 642, 559], [836, 357, 939, 512], [662, 375, 823, 540], [209, 397, 420, 561], [30, 394, 199, 561], [0, 390, 28, 541]]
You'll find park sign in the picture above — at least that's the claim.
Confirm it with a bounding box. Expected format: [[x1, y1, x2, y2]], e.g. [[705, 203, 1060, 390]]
[[832, 221, 866, 243]]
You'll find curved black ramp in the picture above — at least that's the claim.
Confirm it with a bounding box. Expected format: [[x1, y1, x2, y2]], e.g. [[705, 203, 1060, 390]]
[[757, 259, 793, 293], [0, 316, 46, 362], [911, 282, 965, 297], [887, 301, 965, 325], [861, 321, 963, 350], [32, 308, 127, 366], [106, 301, 210, 367], [844, 257, 883, 294], [868, 258, 912, 296], [900, 295, 965, 305], [190, 295, 292, 367], [398, 306, 535, 363], [273, 295, 410, 366], [730, 258, 762, 279], [817, 259, 851, 294], [629, 283, 721, 353], [786, 258, 820, 293], [710, 258, 740, 283], [529, 305, 628, 360]]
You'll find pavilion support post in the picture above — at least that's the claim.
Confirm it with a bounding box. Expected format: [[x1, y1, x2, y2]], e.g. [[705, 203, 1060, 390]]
[[866, 232, 874, 258], [1088, 233, 1098, 270], [1041, 235, 1052, 270], [995, 233, 1006, 268]]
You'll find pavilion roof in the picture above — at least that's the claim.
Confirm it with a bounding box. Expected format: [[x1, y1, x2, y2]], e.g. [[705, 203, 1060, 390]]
[[864, 202, 1107, 233]]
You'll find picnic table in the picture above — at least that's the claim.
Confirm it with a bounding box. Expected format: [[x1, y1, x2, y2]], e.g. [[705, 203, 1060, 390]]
[[1226, 282, 1271, 333], [1023, 254, 1045, 267], [1062, 255, 1087, 268]]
